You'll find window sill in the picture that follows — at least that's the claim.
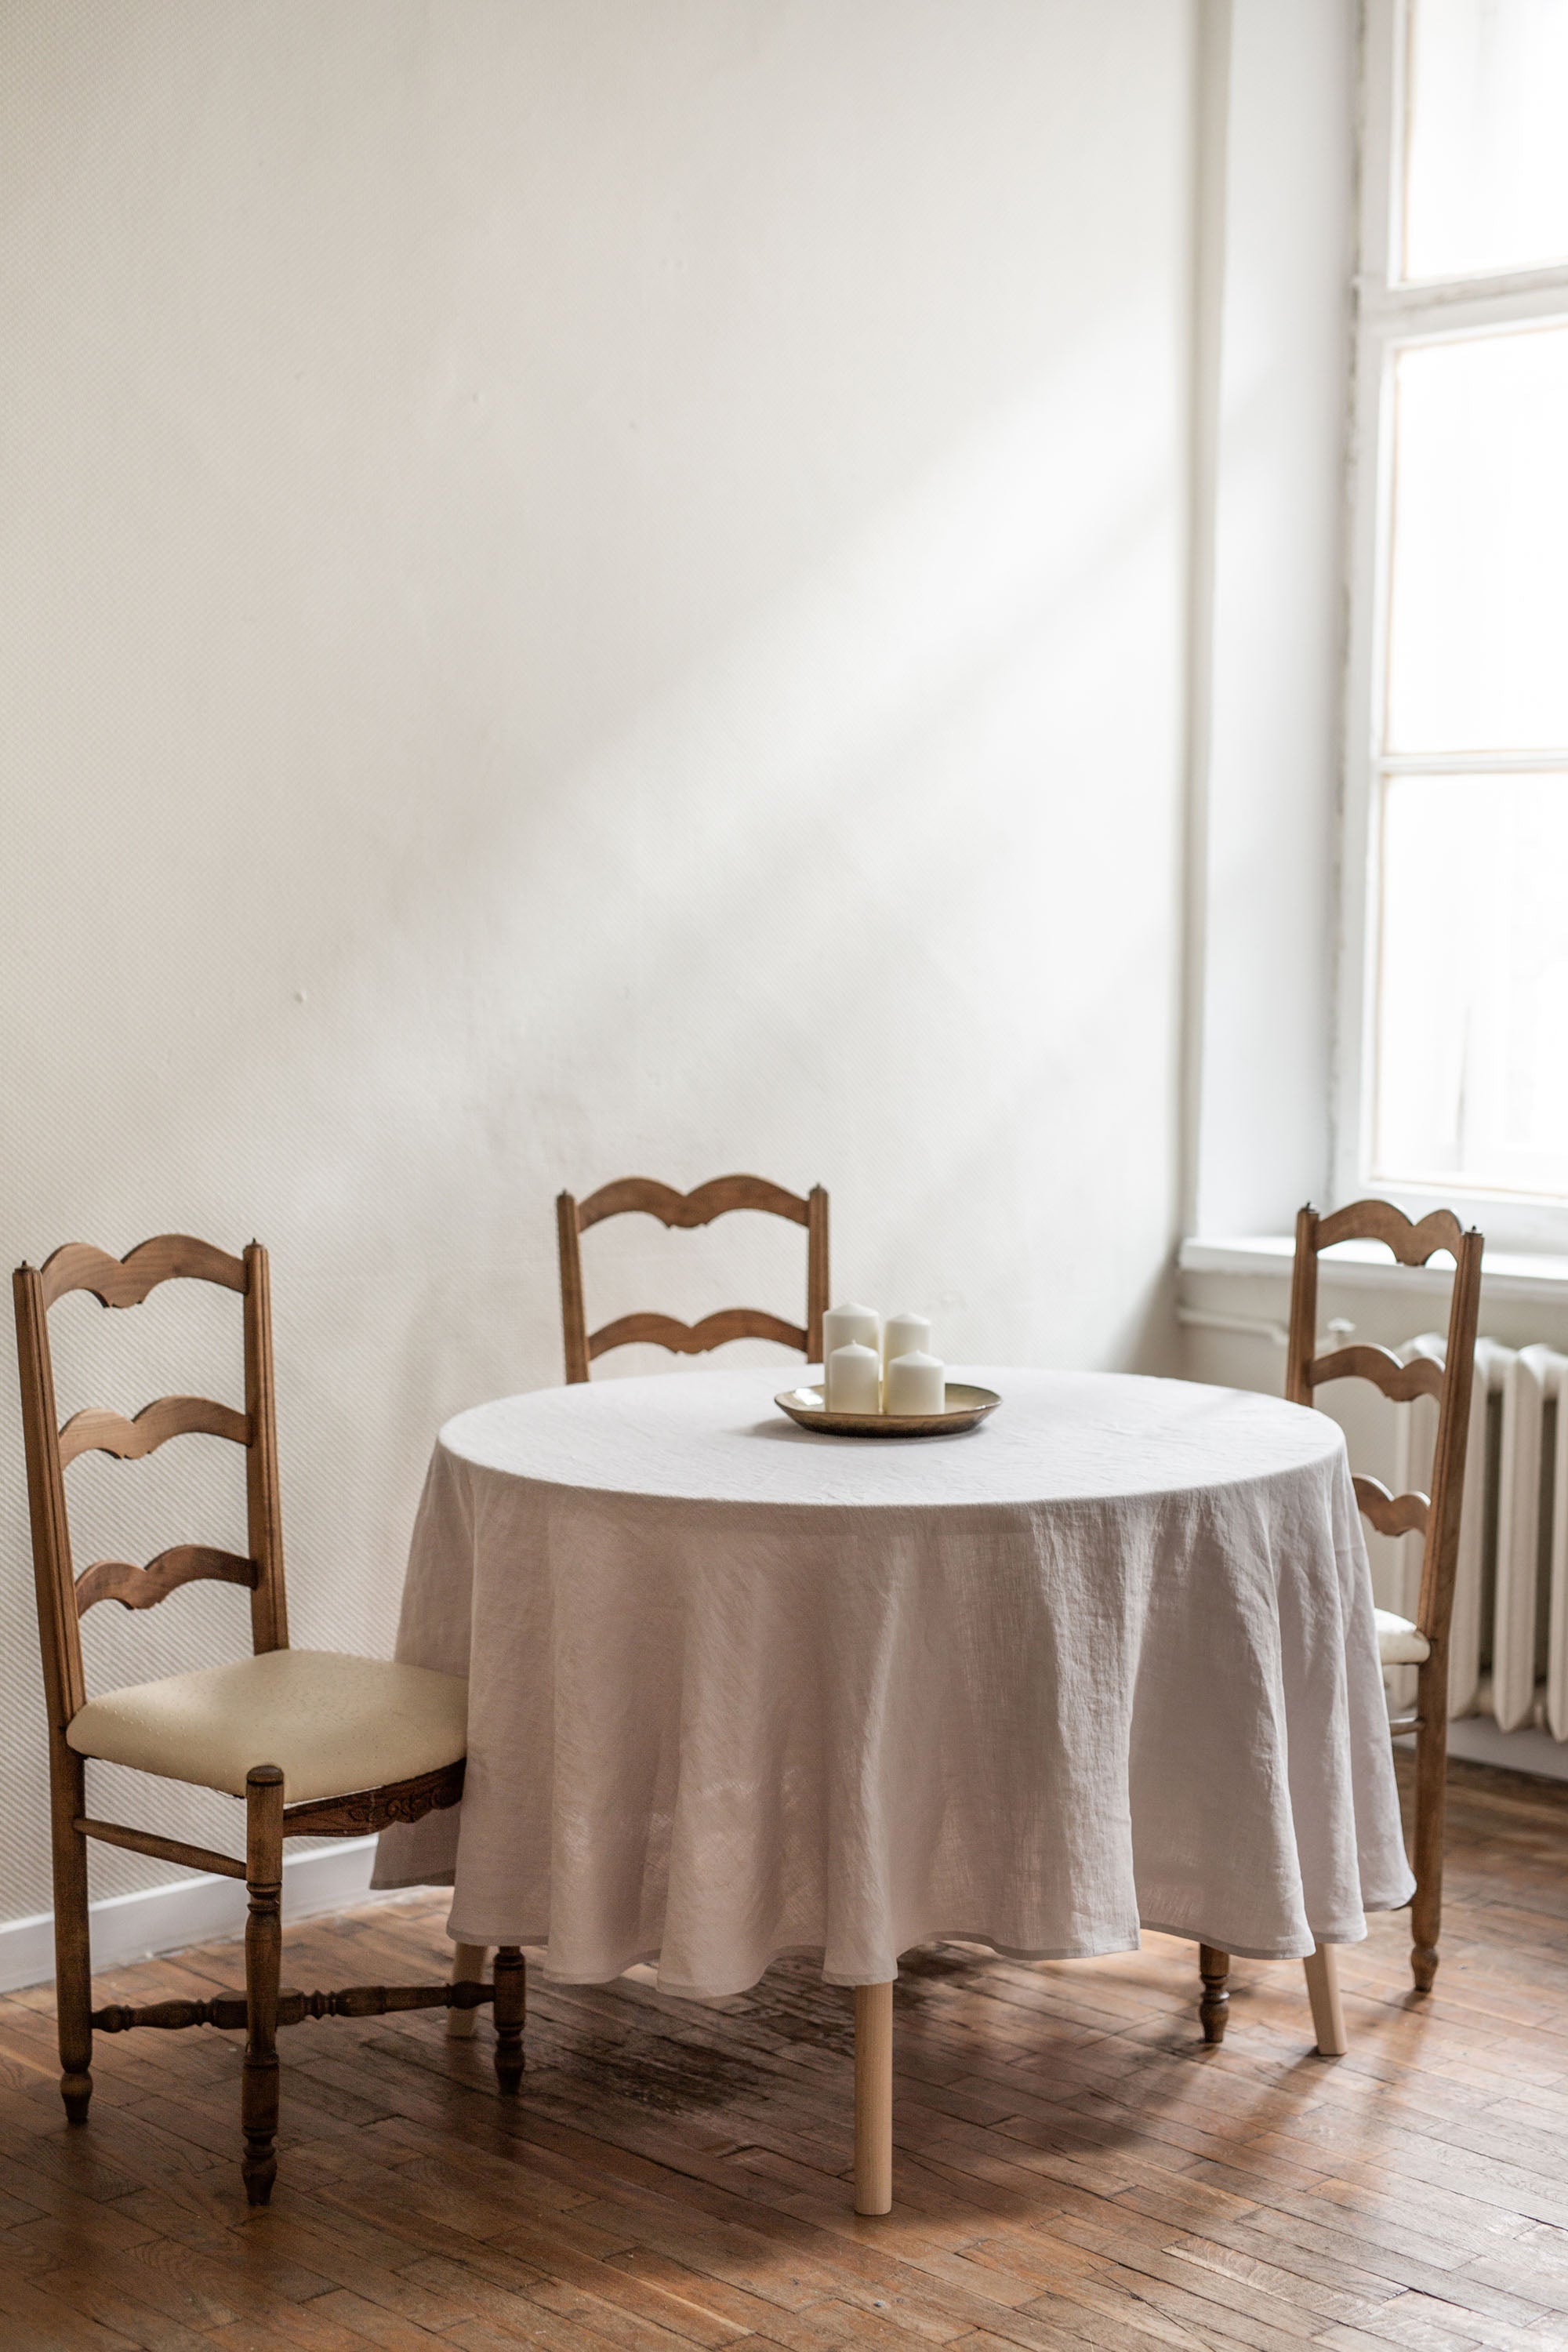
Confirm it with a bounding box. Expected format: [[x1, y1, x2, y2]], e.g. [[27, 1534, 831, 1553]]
[[1178, 1235, 1568, 1307]]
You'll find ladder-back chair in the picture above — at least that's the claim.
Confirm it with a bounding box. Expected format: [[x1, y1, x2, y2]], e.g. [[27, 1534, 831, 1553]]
[[556, 1174, 829, 1384], [1199, 1197, 1483, 2054], [13, 1235, 525, 2206]]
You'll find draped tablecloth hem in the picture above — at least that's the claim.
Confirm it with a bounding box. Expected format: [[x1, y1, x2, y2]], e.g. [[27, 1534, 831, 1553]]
[[1140, 1917, 1354, 1959], [432, 1887, 1412, 1990], [1139, 1872, 1414, 1959], [820, 1927, 1148, 1990], [370, 1862, 455, 1893], [437, 1924, 1149, 1998]]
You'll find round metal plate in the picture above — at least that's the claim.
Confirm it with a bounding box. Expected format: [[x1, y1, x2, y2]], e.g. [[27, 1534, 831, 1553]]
[[772, 1381, 1001, 1439]]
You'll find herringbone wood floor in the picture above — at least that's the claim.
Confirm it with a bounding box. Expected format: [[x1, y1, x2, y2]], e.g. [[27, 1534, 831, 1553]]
[[1, 1757, 1566, 2351]]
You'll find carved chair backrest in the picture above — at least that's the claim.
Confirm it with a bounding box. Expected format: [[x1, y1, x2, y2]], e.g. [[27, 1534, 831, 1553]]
[[13, 1236, 289, 1736], [556, 1175, 829, 1384], [1285, 1200, 1483, 1653]]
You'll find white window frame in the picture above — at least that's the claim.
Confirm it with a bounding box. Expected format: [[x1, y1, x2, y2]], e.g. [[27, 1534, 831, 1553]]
[[1335, 0, 1568, 1250]]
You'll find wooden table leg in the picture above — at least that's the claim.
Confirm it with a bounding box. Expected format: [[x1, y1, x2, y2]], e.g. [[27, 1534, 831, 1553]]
[[492, 1946, 526, 2091], [1198, 1944, 1230, 2044], [1303, 1944, 1347, 2055], [448, 1943, 490, 2038], [854, 1980, 894, 2215]]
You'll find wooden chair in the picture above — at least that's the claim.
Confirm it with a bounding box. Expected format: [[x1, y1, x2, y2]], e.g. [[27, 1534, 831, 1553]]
[[556, 1174, 829, 1383], [1199, 1198, 1483, 2055], [13, 1234, 526, 2207]]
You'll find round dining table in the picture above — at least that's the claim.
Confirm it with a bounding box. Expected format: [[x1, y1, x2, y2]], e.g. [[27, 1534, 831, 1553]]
[[375, 1365, 1412, 2211]]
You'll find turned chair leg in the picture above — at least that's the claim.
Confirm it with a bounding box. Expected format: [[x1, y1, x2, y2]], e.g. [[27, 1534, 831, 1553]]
[[1410, 1663, 1446, 1993], [492, 1945, 525, 2090], [241, 1765, 285, 2207], [854, 1980, 895, 2216], [1302, 1943, 1348, 2055], [52, 1744, 93, 2123], [448, 1942, 491, 2038], [1198, 1945, 1230, 2044]]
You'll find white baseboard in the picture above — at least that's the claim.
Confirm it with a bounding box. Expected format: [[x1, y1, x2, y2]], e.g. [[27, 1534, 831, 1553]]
[[1446, 1715, 1568, 1783], [0, 1837, 388, 1997]]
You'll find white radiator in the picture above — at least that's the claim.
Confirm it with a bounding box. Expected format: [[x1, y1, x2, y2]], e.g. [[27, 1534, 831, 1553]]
[[1388, 1336, 1568, 1736]]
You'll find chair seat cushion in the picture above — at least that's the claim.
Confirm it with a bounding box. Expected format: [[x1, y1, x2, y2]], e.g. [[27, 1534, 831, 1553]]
[[66, 1648, 466, 1804], [1375, 1609, 1431, 1665]]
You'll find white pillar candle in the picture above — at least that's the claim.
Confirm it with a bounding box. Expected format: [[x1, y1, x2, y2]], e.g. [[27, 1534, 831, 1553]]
[[827, 1341, 881, 1414], [885, 1351, 945, 1415], [881, 1312, 931, 1377], [822, 1302, 880, 1370]]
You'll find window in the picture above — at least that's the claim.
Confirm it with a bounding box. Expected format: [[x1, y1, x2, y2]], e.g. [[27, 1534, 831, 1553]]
[[1340, 0, 1568, 1236]]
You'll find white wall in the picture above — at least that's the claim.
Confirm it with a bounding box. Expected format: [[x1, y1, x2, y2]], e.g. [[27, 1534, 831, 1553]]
[[1191, 0, 1353, 1240], [1174, 3, 1568, 1786], [0, 1, 1194, 1929]]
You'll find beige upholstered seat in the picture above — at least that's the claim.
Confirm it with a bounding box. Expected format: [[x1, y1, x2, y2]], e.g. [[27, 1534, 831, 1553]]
[[66, 1648, 467, 1805], [1375, 1608, 1431, 1666]]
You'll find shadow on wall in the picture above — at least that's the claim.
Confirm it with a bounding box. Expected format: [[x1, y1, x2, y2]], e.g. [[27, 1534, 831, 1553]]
[[0, 0, 1192, 1923]]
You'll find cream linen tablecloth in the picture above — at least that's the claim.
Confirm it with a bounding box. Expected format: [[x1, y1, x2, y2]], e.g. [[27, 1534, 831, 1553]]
[[373, 1367, 1413, 1996]]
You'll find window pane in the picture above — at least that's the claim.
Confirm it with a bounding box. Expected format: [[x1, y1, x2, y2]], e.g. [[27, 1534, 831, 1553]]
[[1375, 773, 1568, 1196], [1404, 0, 1568, 280], [1386, 327, 1568, 754]]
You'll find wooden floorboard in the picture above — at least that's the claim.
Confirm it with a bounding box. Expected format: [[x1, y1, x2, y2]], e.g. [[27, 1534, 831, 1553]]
[[2, 1759, 1567, 2350]]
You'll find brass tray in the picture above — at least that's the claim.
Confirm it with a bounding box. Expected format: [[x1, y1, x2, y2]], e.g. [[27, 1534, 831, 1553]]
[[773, 1381, 1000, 1439]]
